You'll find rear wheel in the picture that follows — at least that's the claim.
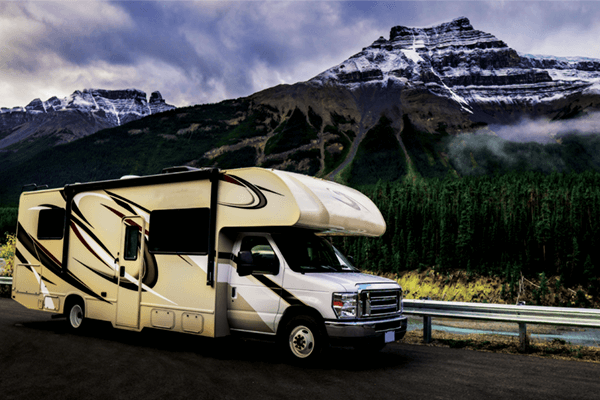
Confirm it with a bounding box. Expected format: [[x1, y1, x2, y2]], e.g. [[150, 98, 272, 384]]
[[282, 315, 326, 363], [65, 300, 84, 330]]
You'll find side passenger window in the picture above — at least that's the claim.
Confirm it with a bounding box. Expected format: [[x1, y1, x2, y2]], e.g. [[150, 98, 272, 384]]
[[240, 236, 279, 275], [37, 208, 65, 240]]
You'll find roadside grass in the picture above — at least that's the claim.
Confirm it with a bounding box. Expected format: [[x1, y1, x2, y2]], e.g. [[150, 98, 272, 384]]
[[391, 267, 599, 308], [363, 267, 600, 362], [402, 330, 600, 363]]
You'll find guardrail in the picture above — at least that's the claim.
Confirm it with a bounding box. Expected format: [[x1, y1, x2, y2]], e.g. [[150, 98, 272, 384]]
[[0, 276, 12, 286], [403, 299, 600, 350]]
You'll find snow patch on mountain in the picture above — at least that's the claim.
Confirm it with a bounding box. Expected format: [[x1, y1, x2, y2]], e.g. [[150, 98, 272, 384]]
[[0, 88, 175, 149], [1, 88, 174, 120], [310, 17, 600, 111]]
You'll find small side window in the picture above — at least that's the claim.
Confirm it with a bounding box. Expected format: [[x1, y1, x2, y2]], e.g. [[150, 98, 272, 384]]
[[124, 225, 140, 261], [37, 208, 65, 240]]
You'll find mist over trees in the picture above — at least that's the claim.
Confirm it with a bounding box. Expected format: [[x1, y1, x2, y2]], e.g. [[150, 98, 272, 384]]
[[448, 131, 600, 176]]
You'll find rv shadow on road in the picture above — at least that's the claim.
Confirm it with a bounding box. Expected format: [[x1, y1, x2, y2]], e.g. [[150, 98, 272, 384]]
[[16, 316, 411, 370]]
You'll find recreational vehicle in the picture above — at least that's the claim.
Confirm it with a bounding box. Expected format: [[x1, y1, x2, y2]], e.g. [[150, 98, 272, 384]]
[[11, 167, 407, 361]]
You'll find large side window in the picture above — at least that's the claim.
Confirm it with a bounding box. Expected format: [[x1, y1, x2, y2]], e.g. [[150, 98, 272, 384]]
[[37, 208, 65, 240], [148, 208, 210, 254]]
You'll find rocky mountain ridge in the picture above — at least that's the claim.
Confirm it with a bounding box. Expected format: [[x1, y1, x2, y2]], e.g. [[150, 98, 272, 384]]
[[310, 17, 600, 112], [0, 88, 175, 149], [208, 17, 600, 181]]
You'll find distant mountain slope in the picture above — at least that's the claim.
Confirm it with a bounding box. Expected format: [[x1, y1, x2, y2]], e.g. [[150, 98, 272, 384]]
[[0, 88, 174, 149]]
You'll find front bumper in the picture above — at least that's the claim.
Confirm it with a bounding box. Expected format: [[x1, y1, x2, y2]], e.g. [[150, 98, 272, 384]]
[[324, 315, 407, 340]]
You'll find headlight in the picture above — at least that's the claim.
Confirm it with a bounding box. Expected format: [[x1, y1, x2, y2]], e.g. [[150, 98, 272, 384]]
[[332, 292, 358, 319]]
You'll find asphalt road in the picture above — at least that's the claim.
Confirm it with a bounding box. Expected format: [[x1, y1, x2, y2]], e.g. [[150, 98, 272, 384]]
[[1, 298, 598, 400]]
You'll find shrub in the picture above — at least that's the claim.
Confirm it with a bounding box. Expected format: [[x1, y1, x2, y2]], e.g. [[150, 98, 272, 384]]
[[0, 232, 16, 277]]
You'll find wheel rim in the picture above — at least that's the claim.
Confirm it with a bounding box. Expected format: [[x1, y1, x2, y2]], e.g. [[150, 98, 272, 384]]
[[69, 304, 83, 329], [289, 325, 315, 358]]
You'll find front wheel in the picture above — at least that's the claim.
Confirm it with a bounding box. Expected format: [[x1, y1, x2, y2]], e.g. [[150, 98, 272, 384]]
[[65, 300, 84, 330], [282, 316, 326, 363]]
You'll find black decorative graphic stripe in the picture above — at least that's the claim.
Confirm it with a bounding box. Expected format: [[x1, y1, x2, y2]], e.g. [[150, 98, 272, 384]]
[[15, 249, 28, 266], [74, 258, 141, 293], [256, 185, 284, 196], [101, 204, 149, 236], [87, 200, 157, 288], [41, 276, 56, 285], [253, 275, 305, 307], [109, 195, 137, 215], [71, 209, 158, 289], [17, 223, 109, 303], [220, 175, 268, 210], [70, 222, 113, 272], [71, 201, 93, 229], [178, 255, 192, 266], [39, 204, 63, 209], [105, 190, 151, 214], [70, 216, 114, 266]]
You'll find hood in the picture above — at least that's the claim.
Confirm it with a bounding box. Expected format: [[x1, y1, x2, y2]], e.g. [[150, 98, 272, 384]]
[[286, 271, 400, 293]]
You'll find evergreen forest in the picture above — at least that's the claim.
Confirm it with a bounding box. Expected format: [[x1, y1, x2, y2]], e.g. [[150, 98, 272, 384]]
[[333, 171, 600, 304]]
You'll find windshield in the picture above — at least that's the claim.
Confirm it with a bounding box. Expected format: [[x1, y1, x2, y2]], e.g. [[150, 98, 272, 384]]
[[272, 232, 358, 273]]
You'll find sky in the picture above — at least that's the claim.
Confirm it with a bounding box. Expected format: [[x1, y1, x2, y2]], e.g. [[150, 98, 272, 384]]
[[2, 1, 600, 109]]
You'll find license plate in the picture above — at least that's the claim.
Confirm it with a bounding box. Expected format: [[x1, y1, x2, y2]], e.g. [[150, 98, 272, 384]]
[[385, 331, 395, 343]]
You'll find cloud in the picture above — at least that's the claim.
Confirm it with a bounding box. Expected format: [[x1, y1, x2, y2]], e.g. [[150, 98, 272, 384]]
[[2, 1, 600, 109], [0, 2, 133, 70], [473, 1, 600, 58], [0, 1, 385, 107]]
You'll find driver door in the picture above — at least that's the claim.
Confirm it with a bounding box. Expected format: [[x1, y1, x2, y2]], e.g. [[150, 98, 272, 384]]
[[227, 234, 284, 334]]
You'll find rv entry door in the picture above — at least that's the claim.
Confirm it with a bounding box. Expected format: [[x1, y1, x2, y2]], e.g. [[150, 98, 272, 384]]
[[116, 216, 145, 329]]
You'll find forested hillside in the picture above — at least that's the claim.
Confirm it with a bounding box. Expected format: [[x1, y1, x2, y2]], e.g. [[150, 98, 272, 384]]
[[334, 171, 600, 306]]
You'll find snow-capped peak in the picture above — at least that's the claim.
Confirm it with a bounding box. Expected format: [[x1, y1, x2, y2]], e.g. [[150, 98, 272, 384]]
[[310, 17, 600, 109]]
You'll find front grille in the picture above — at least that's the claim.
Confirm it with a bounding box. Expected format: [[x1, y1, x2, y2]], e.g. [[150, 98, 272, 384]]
[[359, 289, 401, 318]]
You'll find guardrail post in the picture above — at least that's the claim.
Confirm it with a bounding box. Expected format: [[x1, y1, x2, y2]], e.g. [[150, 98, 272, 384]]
[[518, 323, 528, 351], [423, 316, 432, 343]]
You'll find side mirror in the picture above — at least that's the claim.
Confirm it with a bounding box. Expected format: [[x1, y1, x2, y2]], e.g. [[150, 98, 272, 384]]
[[236, 251, 254, 277]]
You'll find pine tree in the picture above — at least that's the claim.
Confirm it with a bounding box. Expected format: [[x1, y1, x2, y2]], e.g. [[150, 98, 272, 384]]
[[456, 194, 474, 269]]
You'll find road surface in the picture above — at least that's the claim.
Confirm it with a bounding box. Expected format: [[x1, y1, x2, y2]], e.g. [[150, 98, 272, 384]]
[[1, 298, 598, 400]]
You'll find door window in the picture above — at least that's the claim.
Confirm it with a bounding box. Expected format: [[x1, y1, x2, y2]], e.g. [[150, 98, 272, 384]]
[[240, 236, 279, 275], [123, 225, 140, 261]]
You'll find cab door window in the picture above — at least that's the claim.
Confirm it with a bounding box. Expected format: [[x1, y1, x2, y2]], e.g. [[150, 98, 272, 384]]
[[240, 236, 279, 275]]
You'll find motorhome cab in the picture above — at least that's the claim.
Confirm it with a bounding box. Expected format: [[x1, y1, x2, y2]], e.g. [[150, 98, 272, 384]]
[[11, 167, 407, 361]]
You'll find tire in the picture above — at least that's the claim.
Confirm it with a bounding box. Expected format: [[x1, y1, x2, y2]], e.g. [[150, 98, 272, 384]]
[[282, 315, 327, 363], [65, 300, 84, 330]]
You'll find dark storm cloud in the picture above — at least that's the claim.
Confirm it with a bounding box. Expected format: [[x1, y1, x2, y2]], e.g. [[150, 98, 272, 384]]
[[2, 1, 600, 108]]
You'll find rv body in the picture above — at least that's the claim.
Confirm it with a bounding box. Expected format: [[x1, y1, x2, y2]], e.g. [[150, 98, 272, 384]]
[[11, 167, 407, 361]]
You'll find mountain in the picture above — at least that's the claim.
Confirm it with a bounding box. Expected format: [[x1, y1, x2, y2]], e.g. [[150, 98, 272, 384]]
[[256, 17, 600, 133], [3, 17, 600, 204], [0, 89, 175, 149]]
